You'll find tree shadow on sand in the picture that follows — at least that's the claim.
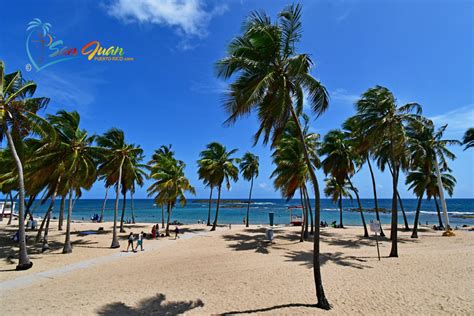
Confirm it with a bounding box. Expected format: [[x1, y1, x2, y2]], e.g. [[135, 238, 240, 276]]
[[221, 303, 317, 315], [96, 293, 204, 315], [222, 233, 270, 254], [285, 250, 372, 270]]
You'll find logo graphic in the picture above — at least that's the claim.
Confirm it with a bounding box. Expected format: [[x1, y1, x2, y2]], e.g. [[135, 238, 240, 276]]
[[26, 18, 134, 72]]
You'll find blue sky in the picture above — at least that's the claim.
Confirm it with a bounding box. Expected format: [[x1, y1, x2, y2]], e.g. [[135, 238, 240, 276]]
[[1, 0, 473, 199]]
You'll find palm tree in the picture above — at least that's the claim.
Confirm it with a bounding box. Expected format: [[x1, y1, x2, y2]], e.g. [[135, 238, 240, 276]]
[[198, 143, 239, 231], [97, 129, 142, 248], [271, 117, 319, 240], [197, 151, 217, 226], [319, 130, 369, 237], [462, 128, 473, 150], [147, 146, 195, 236], [324, 177, 352, 228], [354, 86, 423, 257], [0, 61, 50, 269], [215, 5, 331, 307], [425, 169, 456, 227], [240, 152, 259, 227]]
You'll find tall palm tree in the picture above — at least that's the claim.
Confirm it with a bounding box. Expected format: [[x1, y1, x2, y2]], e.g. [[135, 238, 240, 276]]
[[319, 130, 369, 237], [215, 5, 331, 307], [97, 129, 142, 248], [0, 61, 50, 269], [462, 128, 473, 150], [240, 152, 259, 227], [197, 150, 217, 226], [271, 117, 319, 240], [147, 146, 195, 236], [324, 177, 352, 228], [120, 149, 147, 225], [354, 86, 423, 257], [198, 142, 239, 231]]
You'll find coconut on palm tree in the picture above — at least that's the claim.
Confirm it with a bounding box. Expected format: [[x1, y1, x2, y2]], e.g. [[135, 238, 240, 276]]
[[0, 60, 50, 269], [353, 86, 423, 257], [324, 177, 352, 228], [240, 152, 259, 227], [216, 4, 331, 307], [97, 128, 142, 248], [147, 145, 195, 236]]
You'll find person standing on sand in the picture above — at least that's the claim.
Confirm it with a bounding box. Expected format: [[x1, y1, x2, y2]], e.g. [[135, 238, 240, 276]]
[[135, 231, 144, 251], [175, 226, 180, 239], [151, 225, 156, 239], [126, 232, 135, 252]]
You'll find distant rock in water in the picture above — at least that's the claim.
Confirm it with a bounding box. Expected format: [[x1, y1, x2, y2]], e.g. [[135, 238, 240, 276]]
[[192, 199, 252, 204], [453, 214, 474, 219]]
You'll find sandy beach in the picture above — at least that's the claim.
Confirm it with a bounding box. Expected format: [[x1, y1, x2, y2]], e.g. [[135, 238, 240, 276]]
[[0, 220, 473, 315]]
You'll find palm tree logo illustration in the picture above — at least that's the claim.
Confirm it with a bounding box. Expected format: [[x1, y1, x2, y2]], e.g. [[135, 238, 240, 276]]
[[26, 18, 75, 72]]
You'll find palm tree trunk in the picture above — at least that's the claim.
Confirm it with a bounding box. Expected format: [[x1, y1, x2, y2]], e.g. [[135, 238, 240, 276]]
[[1, 194, 8, 220], [111, 157, 124, 248], [338, 196, 344, 228], [397, 191, 410, 230], [434, 196, 444, 228], [290, 107, 330, 309], [100, 187, 108, 223], [367, 158, 385, 237], [389, 163, 399, 257], [5, 129, 31, 270], [24, 194, 36, 224], [347, 177, 369, 237], [62, 189, 74, 254], [42, 177, 61, 252], [211, 185, 222, 231], [299, 188, 306, 242], [246, 178, 254, 228], [411, 193, 424, 238], [7, 192, 14, 225], [165, 202, 171, 236], [131, 191, 135, 224], [434, 158, 450, 231], [161, 204, 165, 227], [35, 208, 50, 242], [59, 195, 66, 230], [119, 191, 127, 232], [304, 186, 314, 235], [207, 187, 213, 226], [303, 189, 309, 239]]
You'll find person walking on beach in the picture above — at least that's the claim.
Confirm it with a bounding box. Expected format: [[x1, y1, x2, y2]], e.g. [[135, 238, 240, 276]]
[[174, 226, 180, 239], [135, 231, 145, 251], [126, 232, 135, 252]]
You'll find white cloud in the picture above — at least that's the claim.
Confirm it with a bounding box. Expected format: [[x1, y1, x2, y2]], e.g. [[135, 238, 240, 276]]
[[258, 182, 272, 191], [106, 0, 227, 38], [430, 105, 474, 136], [331, 88, 359, 104]]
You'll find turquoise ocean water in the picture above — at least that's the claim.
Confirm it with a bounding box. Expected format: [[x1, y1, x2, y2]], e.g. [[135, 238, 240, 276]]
[[30, 198, 474, 227]]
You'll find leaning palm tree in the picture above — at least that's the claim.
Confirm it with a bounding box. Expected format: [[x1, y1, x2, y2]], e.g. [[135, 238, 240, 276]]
[[216, 5, 331, 308], [272, 117, 319, 239], [240, 152, 259, 227], [462, 128, 474, 150], [147, 146, 195, 235], [324, 177, 352, 228], [97, 129, 142, 248], [353, 86, 423, 257], [0, 60, 50, 269], [198, 142, 239, 231], [319, 129, 369, 237], [344, 116, 385, 236]]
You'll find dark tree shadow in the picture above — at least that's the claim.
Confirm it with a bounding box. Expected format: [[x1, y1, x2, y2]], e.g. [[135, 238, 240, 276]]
[[285, 250, 372, 270], [221, 303, 317, 314], [96, 293, 204, 315], [178, 227, 206, 234], [222, 233, 271, 254]]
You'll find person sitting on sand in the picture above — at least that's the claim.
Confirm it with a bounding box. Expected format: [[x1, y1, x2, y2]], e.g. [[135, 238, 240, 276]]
[[175, 226, 180, 239], [126, 232, 135, 252], [135, 231, 145, 251]]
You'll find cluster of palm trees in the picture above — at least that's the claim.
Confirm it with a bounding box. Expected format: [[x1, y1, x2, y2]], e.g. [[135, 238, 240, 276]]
[[214, 3, 470, 309]]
